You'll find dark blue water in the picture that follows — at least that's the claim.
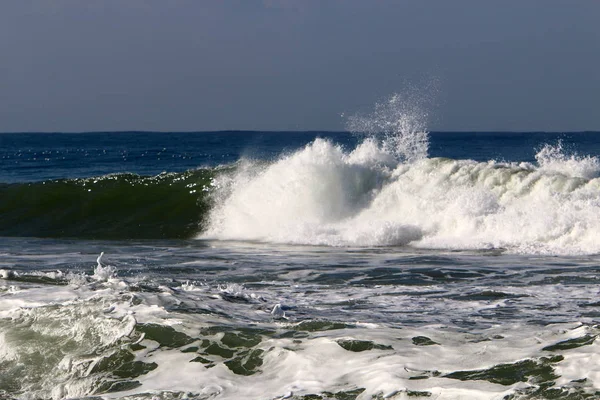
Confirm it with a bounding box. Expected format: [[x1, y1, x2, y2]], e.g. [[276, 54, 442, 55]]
[[1, 131, 598, 183]]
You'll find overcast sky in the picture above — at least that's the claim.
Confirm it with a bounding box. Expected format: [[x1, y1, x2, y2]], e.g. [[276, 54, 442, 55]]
[[1, 0, 599, 132]]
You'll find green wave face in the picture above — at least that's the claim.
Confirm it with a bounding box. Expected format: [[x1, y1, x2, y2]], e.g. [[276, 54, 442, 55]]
[[0, 169, 218, 240]]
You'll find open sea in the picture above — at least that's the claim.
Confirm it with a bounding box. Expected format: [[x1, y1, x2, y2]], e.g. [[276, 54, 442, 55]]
[[2, 128, 600, 399]]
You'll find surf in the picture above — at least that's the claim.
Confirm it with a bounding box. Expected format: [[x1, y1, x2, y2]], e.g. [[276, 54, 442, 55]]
[[201, 95, 600, 255]]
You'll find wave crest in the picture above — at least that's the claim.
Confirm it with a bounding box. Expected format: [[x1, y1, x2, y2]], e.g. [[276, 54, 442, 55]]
[[202, 139, 600, 254], [536, 141, 600, 179]]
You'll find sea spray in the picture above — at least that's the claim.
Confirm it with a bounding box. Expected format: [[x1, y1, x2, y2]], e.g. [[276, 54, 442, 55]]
[[536, 140, 600, 179], [346, 92, 430, 163]]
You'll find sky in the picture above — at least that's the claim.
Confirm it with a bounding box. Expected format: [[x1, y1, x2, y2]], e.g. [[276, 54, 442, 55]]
[[1, 0, 599, 132]]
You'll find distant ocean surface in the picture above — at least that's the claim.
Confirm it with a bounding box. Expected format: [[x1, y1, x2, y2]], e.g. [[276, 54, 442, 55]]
[[2, 130, 600, 399]]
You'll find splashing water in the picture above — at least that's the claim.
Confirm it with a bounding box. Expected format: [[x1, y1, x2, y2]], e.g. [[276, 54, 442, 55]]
[[535, 141, 600, 179], [346, 92, 430, 163], [92, 252, 117, 282]]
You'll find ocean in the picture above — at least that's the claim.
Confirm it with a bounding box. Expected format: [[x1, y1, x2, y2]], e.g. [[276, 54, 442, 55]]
[[1, 129, 600, 399]]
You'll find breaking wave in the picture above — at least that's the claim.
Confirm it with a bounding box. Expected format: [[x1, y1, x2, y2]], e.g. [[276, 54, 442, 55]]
[[202, 96, 600, 255], [3, 94, 600, 255]]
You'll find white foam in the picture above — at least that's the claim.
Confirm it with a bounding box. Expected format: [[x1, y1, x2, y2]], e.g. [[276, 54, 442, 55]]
[[109, 322, 596, 400], [2, 257, 598, 399], [536, 141, 600, 179], [271, 303, 286, 319], [203, 138, 410, 246], [92, 252, 118, 281], [0, 289, 144, 399], [0, 269, 14, 279], [201, 137, 600, 254], [198, 92, 600, 255]]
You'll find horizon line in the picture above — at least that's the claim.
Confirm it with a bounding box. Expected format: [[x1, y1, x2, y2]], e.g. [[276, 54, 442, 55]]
[[1, 130, 599, 134]]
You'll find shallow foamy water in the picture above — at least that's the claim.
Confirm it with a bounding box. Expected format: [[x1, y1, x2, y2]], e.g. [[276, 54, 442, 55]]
[[1, 238, 599, 399]]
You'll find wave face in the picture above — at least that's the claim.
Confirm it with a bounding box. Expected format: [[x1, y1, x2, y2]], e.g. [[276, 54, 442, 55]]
[[0, 169, 215, 239]]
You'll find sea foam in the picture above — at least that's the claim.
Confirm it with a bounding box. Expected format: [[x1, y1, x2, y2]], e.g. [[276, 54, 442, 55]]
[[202, 97, 600, 255]]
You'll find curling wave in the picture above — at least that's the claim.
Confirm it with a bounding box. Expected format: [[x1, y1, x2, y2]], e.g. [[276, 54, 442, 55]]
[[0, 169, 216, 239]]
